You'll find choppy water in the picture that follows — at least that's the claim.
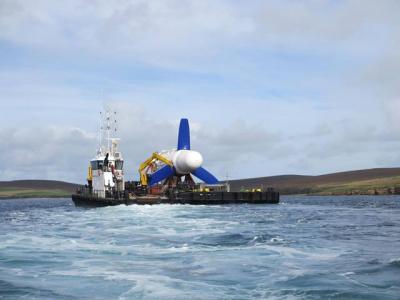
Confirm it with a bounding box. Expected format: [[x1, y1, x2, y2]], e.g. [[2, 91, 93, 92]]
[[0, 196, 400, 300]]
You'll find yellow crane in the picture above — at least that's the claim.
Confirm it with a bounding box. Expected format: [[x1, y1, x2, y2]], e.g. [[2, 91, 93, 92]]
[[138, 152, 173, 186]]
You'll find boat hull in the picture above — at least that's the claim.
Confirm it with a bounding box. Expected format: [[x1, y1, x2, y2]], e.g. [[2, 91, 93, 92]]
[[71, 191, 279, 206]]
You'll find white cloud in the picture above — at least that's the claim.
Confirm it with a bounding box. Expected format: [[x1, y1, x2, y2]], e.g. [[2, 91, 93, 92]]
[[2, 98, 400, 182], [0, 103, 293, 182], [1, 0, 399, 69], [1, 1, 400, 180], [0, 126, 96, 182]]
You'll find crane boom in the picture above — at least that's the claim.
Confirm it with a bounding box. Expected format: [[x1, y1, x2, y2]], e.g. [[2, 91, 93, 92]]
[[138, 152, 173, 186]]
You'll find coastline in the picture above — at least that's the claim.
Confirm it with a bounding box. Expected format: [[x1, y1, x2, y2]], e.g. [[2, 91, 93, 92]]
[[1, 192, 399, 200], [0, 189, 72, 200], [0, 195, 70, 200], [2, 168, 400, 199]]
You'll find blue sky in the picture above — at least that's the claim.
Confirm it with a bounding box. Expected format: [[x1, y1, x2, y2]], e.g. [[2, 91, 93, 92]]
[[1, 0, 399, 183]]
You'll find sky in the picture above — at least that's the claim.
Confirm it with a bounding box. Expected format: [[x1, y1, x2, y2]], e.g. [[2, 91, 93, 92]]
[[1, 0, 400, 183]]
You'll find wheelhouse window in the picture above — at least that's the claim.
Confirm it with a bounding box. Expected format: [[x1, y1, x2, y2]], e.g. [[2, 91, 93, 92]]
[[91, 160, 104, 170], [115, 160, 123, 170]]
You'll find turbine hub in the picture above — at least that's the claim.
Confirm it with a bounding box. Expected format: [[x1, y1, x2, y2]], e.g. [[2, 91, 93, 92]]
[[173, 150, 203, 174]]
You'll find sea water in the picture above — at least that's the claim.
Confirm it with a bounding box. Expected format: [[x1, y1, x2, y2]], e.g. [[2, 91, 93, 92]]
[[0, 196, 399, 299]]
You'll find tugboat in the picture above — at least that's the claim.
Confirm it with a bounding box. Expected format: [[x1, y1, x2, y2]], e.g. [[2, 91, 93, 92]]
[[72, 110, 279, 206], [72, 109, 128, 206]]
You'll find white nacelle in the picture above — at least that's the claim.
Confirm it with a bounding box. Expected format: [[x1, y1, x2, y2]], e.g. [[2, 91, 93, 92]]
[[172, 150, 203, 174]]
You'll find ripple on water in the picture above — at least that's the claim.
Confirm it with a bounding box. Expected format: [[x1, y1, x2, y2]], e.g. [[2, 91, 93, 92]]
[[0, 197, 399, 299]]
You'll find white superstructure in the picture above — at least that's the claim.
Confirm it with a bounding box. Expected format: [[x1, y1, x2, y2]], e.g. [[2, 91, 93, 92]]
[[89, 109, 124, 198]]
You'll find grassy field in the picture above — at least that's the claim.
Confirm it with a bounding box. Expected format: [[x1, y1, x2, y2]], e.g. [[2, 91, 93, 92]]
[[0, 187, 71, 199], [309, 176, 400, 195], [2, 169, 400, 197], [0, 180, 78, 199], [228, 168, 400, 195]]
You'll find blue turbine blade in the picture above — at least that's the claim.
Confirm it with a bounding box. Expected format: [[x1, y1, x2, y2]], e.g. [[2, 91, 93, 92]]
[[149, 165, 175, 186], [177, 118, 190, 150], [192, 167, 219, 184]]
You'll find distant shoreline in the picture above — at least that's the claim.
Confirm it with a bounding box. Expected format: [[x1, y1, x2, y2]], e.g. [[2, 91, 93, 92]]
[[228, 167, 400, 196], [2, 168, 400, 197], [0, 195, 70, 200], [0, 180, 78, 200], [1, 194, 399, 201]]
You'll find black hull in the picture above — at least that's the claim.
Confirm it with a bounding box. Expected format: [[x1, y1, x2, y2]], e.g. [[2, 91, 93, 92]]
[[71, 191, 279, 207]]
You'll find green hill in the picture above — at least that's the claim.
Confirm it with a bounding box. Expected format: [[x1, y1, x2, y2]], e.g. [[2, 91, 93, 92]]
[[0, 180, 80, 199], [227, 168, 400, 195], [2, 168, 400, 198]]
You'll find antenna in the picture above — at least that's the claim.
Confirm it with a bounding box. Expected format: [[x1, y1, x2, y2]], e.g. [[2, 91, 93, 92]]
[[114, 111, 117, 134], [106, 109, 111, 151], [98, 105, 119, 155], [99, 111, 103, 153]]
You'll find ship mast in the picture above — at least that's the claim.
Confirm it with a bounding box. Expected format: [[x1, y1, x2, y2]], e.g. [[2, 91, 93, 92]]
[[106, 110, 111, 152], [98, 111, 103, 154], [99, 106, 118, 154]]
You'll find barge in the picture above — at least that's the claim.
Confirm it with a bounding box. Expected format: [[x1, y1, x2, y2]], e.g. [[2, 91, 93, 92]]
[[72, 189, 280, 206], [71, 110, 279, 207]]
